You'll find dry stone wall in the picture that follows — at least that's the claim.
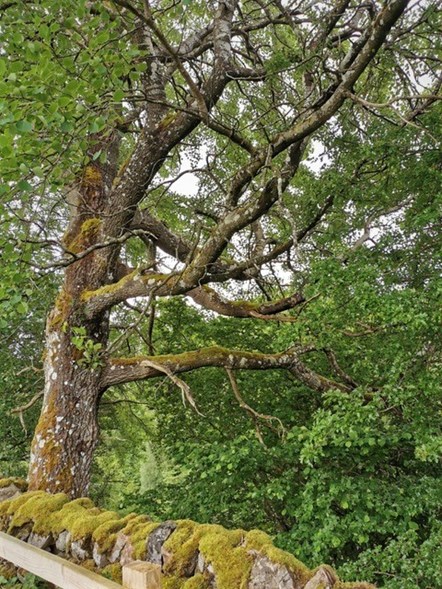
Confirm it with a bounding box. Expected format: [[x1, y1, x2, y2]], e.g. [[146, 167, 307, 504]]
[[0, 478, 375, 589]]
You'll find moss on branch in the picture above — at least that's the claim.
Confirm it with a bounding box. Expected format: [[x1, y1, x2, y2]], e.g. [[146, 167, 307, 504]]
[[80, 271, 170, 306]]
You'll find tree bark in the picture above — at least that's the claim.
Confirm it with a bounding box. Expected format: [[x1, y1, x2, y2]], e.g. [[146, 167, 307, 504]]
[[27, 333, 103, 497], [28, 159, 115, 498], [28, 284, 108, 497]]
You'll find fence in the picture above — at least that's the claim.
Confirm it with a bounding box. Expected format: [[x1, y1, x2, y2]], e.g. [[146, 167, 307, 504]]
[[0, 532, 161, 589]]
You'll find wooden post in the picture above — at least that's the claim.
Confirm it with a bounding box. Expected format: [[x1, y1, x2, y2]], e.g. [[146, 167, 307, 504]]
[[122, 561, 161, 589]]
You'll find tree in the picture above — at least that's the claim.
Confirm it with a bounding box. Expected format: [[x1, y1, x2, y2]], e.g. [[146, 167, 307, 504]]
[[0, 0, 440, 504]]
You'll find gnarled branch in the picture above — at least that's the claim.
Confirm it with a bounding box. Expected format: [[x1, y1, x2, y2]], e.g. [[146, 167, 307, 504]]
[[187, 285, 304, 318], [101, 345, 350, 394]]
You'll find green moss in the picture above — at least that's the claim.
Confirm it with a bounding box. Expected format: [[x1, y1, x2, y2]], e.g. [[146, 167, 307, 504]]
[[47, 289, 73, 330], [9, 492, 69, 534], [64, 497, 95, 509], [81, 270, 138, 302], [182, 575, 211, 589], [82, 559, 98, 572], [243, 529, 271, 547], [101, 563, 122, 584], [52, 500, 117, 540], [245, 529, 310, 585], [110, 356, 150, 366], [199, 528, 252, 589], [114, 156, 131, 184], [232, 299, 261, 310], [2, 491, 156, 563], [66, 217, 102, 254], [131, 522, 160, 559], [49, 497, 94, 535], [118, 514, 158, 559], [111, 346, 234, 367], [83, 165, 103, 187], [93, 513, 138, 552], [162, 578, 185, 589], [120, 513, 151, 533], [1, 492, 154, 563], [143, 272, 170, 281], [69, 510, 118, 540], [2, 492, 117, 540], [163, 521, 229, 577], [162, 520, 198, 576], [0, 477, 27, 490], [158, 110, 177, 130], [0, 491, 45, 517], [81, 271, 172, 303], [80, 218, 102, 233]]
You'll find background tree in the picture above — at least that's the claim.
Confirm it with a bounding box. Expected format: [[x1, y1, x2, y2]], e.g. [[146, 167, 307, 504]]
[[0, 1, 441, 585]]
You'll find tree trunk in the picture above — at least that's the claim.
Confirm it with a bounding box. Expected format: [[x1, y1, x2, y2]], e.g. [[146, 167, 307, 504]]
[[28, 158, 116, 498], [27, 328, 103, 498], [27, 258, 110, 497]]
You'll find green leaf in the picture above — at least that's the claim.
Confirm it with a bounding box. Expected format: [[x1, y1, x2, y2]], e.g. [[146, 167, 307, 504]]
[[16, 120, 33, 133], [16, 300, 28, 314], [0, 134, 12, 148], [17, 179, 32, 191], [113, 88, 125, 102]]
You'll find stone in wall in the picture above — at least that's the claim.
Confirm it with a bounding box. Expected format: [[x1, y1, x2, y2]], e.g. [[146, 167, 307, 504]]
[[28, 532, 54, 550], [147, 521, 177, 565], [0, 478, 27, 502], [249, 551, 297, 589]]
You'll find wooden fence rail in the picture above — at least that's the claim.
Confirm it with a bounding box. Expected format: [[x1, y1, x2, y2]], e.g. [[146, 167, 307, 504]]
[[0, 532, 161, 589]]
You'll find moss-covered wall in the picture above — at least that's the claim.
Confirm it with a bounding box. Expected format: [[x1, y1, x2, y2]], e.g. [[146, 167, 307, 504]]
[[0, 478, 375, 589]]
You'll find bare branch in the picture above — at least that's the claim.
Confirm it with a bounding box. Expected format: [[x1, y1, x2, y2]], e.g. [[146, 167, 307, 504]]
[[11, 391, 44, 435]]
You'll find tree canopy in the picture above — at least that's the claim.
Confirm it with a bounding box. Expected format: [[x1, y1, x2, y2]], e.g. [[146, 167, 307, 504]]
[[0, 1, 441, 587]]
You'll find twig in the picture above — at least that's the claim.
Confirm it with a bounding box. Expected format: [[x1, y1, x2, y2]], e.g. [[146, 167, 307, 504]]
[[140, 358, 203, 415], [11, 391, 44, 435], [225, 368, 285, 443], [324, 349, 358, 389]]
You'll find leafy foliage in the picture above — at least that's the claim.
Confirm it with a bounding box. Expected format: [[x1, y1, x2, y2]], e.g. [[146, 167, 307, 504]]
[[100, 106, 442, 587], [0, 1, 441, 587]]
